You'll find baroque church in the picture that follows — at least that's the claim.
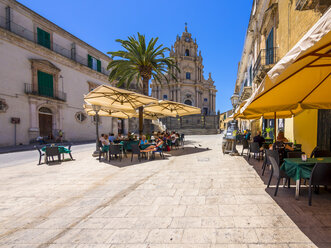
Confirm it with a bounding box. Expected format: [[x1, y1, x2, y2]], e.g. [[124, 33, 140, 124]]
[[150, 24, 217, 115]]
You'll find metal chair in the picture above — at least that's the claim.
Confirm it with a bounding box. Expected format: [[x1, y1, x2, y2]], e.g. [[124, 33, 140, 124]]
[[241, 139, 249, 156], [248, 142, 262, 161], [109, 144, 122, 161], [152, 144, 165, 160], [287, 151, 305, 158], [35, 145, 45, 165], [262, 149, 279, 176], [268, 156, 291, 196], [314, 150, 331, 158], [310, 146, 319, 158], [308, 163, 331, 206], [98, 140, 108, 162], [131, 143, 142, 162], [180, 134, 185, 148], [45, 146, 61, 164]]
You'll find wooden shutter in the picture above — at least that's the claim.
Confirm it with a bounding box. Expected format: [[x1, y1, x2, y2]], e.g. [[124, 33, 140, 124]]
[[37, 28, 51, 49], [38, 71, 54, 97], [88, 55, 92, 68], [97, 59, 101, 72]]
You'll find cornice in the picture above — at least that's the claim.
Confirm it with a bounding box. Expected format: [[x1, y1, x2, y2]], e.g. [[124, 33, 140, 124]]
[[0, 28, 110, 83]]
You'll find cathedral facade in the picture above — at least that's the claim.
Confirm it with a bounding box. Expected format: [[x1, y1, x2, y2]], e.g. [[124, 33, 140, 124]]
[[150, 26, 217, 115]]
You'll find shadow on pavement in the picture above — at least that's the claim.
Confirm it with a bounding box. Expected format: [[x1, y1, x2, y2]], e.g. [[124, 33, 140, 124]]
[[244, 153, 331, 248]]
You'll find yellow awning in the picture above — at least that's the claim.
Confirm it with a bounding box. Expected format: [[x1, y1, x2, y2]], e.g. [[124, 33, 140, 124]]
[[144, 100, 201, 117], [240, 9, 331, 118]]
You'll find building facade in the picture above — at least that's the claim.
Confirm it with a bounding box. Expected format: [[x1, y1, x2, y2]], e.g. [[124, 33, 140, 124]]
[[150, 25, 217, 116], [0, 0, 125, 146], [232, 0, 331, 154]]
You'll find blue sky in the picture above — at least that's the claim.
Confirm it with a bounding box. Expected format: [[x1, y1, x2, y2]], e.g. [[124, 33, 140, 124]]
[[18, 0, 253, 113]]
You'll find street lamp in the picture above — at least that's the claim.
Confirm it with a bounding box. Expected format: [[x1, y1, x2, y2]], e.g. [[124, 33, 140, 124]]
[[92, 104, 101, 156], [230, 93, 239, 109]]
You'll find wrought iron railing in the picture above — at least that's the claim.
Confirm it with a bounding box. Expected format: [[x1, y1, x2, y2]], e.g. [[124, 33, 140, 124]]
[[0, 16, 109, 76], [253, 47, 278, 78], [24, 83, 67, 101]]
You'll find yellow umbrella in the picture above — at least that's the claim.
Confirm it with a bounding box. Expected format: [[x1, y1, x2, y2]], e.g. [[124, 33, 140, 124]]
[[241, 8, 331, 116], [144, 100, 201, 117], [83, 104, 134, 119], [84, 84, 158, 112]]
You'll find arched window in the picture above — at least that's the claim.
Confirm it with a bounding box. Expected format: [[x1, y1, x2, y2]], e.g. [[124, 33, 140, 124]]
[[185, 49, 189, 56], [39, 107, 52, 114], [184, 99, 192, 106], [186, 72, 191, 80], [163, 94, 168, 100]]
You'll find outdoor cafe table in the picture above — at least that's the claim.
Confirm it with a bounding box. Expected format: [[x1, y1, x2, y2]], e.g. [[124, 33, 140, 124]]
[[281, 157, 331, 200], [41, 146, 70, 154]]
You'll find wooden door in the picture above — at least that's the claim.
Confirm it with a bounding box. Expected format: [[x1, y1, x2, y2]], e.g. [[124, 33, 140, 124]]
[[317, 110, 331, 151], [39, 113, 52, 137]]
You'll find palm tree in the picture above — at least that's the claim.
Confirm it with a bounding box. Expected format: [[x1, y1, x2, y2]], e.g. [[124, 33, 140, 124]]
[[107, 33, 179, 135]]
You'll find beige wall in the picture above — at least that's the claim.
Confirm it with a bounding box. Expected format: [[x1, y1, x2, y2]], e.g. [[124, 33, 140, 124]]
[[0, 36, 112, 146]]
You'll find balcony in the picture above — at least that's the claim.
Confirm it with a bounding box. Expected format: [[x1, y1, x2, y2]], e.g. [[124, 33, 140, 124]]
[[296, 0, 331, 12], [0, 16, 109, 76], [239, 86, 252, 101], [253, 47, 278, 82], [24, 83, 67, 102]]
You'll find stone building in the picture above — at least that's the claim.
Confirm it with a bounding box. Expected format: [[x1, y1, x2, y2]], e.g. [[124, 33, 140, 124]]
[[232, 0, 331, 154], [0, 0, 124, 146], [150, 25, 217, 116]]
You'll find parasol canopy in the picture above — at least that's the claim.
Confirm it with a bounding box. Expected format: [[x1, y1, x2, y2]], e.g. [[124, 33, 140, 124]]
[[84, 84, 158, 112], [83, 104, 134, 119], [239, 8, 331, 117], [144, 100, 201, 117]]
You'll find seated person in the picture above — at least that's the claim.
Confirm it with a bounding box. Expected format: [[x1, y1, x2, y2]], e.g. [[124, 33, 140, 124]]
[[139, 135, 148, 146], [142, 137, 164, 153], [108, 133, 115, 143], [116, 133, 123, 140], [276, 131, 293, 151], [244, 130, 251, 140], [253, 131, 265, 148], [100, 134, 110, 152]]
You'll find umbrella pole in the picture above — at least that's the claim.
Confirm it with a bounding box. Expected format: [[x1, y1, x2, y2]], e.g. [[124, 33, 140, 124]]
[[139, 106, 143, 137], [274, 112, 277, 142]]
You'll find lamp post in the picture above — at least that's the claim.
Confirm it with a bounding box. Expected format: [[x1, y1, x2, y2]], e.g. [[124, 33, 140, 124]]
[[229, 93, 239, 155], [92, 104, 101, 156]]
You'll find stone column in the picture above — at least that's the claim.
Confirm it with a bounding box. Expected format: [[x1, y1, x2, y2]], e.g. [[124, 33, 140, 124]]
[[112, 118, 118, 136], [28, 100, 39, 140], [124, 119, 129, 135]]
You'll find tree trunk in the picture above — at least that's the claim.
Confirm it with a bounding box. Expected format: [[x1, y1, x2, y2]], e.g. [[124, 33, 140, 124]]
[[139, 77, 150, 136]]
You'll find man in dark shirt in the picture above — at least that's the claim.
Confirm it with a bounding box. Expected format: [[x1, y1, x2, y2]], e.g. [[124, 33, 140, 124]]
[[253, 131, 265, 147]]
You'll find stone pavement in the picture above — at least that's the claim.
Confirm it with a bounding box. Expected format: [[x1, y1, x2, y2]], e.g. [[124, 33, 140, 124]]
[[0, 135, 317, 247]]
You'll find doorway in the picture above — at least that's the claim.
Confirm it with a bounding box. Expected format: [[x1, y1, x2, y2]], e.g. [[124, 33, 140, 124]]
[[317, 110, 331, 151], [39, 107, 53, 138]]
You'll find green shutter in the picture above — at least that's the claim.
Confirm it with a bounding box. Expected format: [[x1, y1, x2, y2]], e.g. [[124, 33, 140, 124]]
[[88, 55, 92, 68], [97, 59, 101, 72], [37, 28, 51, 49], [38, 71, 53, 97]]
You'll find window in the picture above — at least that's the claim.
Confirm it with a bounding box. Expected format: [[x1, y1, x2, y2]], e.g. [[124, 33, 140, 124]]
[[185, 49, 189, 56], [266, 28, 274, 65], [37, 28, 51, 49], [163, 94, 168, 100], [88, 55, 101, 72], [38, 71, 53, 97], [184, 99, 192, 106], [204, 98, 208, 102], [75, 112, 87, 123], [0, 98, 8, 112], [186, 72, 191, 79]]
